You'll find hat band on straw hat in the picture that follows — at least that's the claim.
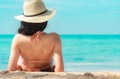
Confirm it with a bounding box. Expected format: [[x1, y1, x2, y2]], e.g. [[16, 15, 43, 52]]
[[23, 10, 47, 17], [15, 0, 56, 23]]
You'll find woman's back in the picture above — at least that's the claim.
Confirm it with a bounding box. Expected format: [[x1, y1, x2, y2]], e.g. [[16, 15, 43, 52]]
[[10, 32, 61, 71], [18, 32, 56, 61]]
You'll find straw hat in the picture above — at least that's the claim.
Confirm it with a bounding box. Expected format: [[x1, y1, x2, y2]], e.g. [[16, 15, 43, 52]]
[[15, 0, 56, 23]]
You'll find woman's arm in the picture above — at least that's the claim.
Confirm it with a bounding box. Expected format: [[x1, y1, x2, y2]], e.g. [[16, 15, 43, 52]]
[[53, 34, 64, 72], [8, 35, 20, 71]]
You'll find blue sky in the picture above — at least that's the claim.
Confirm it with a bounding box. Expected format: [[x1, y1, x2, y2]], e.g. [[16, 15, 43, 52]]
[[0, 0, 120, 34]]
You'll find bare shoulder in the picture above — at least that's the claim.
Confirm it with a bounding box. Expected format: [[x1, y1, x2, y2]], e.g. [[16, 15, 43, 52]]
[[13, 34, 22, 40], [48, 32, 61, 41], [12, 34, 23, 44]]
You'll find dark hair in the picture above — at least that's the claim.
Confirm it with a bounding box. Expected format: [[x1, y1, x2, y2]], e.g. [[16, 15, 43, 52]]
[[18, 21, 48, 36]]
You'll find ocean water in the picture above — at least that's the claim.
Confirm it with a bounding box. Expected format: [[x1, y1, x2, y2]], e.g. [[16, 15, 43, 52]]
[[0, 34, 120, 72]]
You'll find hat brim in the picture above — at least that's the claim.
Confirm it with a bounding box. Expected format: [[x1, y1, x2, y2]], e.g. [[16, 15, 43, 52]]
[[15, 9, 56, 23]]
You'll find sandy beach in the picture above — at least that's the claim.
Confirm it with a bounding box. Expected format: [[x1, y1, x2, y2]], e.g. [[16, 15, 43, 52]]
[[0, 71, 120, 79]]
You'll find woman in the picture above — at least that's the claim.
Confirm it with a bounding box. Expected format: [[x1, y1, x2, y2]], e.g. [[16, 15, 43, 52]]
[[8, 0, 64, 72]]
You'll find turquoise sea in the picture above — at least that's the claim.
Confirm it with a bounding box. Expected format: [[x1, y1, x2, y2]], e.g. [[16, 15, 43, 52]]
[[0, 34, 120, 72]]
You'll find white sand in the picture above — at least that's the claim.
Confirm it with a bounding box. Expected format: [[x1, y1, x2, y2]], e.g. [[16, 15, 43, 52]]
[[0, 71, 120, 79]]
